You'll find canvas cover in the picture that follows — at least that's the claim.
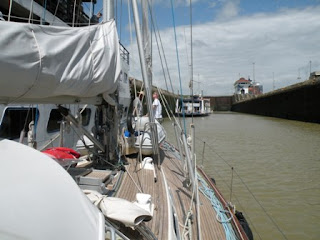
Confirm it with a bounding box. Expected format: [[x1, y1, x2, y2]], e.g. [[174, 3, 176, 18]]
[[0, 20, 120, 104], [100, 197, 152, 227], [0, 140, 105, 240]]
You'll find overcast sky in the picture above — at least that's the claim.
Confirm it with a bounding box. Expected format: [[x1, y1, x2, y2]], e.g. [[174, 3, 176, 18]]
[[92, 0, 320, 96]]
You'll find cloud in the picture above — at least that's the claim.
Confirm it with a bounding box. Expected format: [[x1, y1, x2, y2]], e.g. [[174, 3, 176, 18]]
[[151, 0, 202, 8], [216, 0, 240, 20], [129, 6, 320, 96]]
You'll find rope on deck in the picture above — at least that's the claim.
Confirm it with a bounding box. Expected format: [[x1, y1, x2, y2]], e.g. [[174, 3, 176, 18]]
[[197, 172, 238, 240]]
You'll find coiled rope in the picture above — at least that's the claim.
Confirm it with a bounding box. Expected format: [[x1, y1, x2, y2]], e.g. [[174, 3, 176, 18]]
[[197, 172, 238, 240]]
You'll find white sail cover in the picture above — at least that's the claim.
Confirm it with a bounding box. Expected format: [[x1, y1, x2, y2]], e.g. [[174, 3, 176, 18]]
[[0, 140, 105, 240], [0, 20, 120, 103]]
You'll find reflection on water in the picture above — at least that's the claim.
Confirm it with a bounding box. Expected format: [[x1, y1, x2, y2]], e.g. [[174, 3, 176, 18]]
[[162, 112, 320, 240]]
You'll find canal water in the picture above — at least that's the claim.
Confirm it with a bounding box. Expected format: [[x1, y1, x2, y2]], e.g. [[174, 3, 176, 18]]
[[162, 112, 320, 240]]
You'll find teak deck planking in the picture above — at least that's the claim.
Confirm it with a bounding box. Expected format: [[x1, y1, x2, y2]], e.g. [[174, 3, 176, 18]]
[[115, 143, 226, 239]]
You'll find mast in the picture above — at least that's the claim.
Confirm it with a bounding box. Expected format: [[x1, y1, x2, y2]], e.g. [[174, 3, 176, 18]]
[[102, 0, 115, 161], [104, 0, 114, 21], [132, 0, 159, 161], [131, 0, 154, 123], [142, 0, 152, 87]]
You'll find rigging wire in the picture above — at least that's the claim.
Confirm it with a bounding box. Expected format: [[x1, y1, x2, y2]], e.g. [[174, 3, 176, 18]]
[[119, 0, 123, 41], [2, 0, 284, 238], [115, 0, 118, 29], [8, 0, 13, 21], [76, 0, 82, 26], [88, 0, 93, 26], [170, 0, 187, 135], [127, 0, 133, 69], [146, 2, 176, 122], [22, 107, 32, 134], [72, 0, 77, 27], [147, 0, 183, 128], [28, 0, 34, 23], [189, 0, 194, 124], [152, 10, 175, 94], [156, 88, 171, 121], [146, 1, 169, 92], [83, 2, 91, 12], [34, 104, 39, 136], [51, 0, 60, 25], [19, 106, 32, 143], [42, 0, 48, 24]]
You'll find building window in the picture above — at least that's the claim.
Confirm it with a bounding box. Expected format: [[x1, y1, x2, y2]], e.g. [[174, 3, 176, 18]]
[[0, 107, 39, 140]]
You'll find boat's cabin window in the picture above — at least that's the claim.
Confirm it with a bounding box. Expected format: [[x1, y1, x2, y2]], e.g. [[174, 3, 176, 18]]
[[0, 107, 39, 140], [80, 108, 91, 126], [47, 109, 63, 133]]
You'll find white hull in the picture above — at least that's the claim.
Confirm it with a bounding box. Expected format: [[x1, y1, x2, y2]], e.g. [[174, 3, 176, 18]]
[[0, 2, 252, 239]]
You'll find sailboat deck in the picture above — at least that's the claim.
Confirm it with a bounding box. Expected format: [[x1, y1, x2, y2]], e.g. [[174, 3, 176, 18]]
[[115, 142, 226, 239]]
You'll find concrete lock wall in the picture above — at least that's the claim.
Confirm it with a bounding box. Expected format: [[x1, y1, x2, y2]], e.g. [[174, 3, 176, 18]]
[[205, 96, 233, 111], [231, 76, 320, 123]]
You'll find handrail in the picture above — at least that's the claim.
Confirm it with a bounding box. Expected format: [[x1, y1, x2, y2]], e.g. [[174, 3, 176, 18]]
[[161, 169, 179, 240]]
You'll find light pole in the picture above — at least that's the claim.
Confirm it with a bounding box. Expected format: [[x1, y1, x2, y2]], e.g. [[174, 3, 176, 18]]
[[273, 72, 275, 91], [253, 62, 255, 83], [297, 68, 301, 82], [309, 60, 312, 75]]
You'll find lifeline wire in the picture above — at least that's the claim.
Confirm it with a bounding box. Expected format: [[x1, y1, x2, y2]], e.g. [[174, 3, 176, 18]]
[[194, 135, 286, 240], [201, 154, 262, 240]]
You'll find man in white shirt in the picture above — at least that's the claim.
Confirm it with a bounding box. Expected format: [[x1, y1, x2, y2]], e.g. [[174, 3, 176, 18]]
[[152, 92, 162, 123]]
